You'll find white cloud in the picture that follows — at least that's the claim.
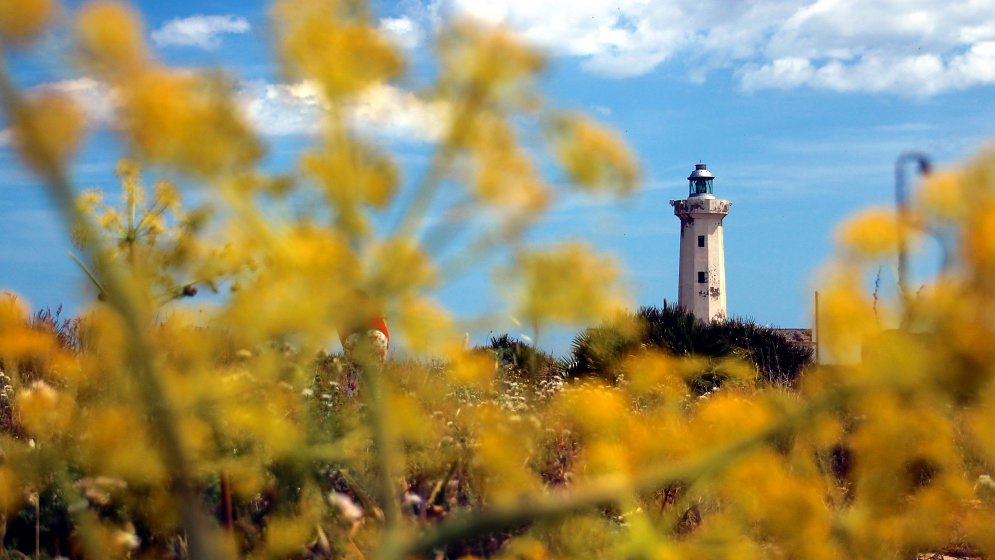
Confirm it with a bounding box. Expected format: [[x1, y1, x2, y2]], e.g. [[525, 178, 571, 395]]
[[739, 48, 994, 96], [446, 0, 685, 77], [738, 58, 814, 92], [0, 76, 445, 148], [347, 83, 449, 141], [36, 78, 116, 124], [237, 81, 325, 137], [0, 78, 115, 147], [237, 80, 448, 143], [434, 0, 995, 95], [151, 15, 251, 50], [379, 16, 423, 50]]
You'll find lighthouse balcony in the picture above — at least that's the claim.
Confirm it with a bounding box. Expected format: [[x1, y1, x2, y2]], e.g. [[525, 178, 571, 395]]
[[670, 197, 732, 217]]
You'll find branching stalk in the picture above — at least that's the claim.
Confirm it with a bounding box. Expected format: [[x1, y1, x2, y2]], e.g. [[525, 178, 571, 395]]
[[0, 57, 219, 559], [359, 356, 403, 558]]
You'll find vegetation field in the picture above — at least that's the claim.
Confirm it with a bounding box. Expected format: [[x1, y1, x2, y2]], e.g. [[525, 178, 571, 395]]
[[2, 1, 995, 558]]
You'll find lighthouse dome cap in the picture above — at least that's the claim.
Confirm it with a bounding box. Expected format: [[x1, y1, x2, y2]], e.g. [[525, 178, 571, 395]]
[[688, 163, 714, 180]]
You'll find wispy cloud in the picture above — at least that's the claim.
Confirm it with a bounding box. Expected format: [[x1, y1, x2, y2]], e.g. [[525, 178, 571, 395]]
[[0, 76, 447, 147], [434, 0, 995, 95], [237, 80, 449, 142], [36, 77, 116, 123], [151, 15, 251, 50], [0, 77, 115, 147], [236, 81, 324, 137], [378, 16, 424, 50]]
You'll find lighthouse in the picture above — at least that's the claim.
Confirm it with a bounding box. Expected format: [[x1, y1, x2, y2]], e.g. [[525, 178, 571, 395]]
[[670, 163, 731, 322]]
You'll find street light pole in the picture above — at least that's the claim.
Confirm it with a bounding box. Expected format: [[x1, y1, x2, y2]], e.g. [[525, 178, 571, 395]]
[[895, 151, 931, 306]]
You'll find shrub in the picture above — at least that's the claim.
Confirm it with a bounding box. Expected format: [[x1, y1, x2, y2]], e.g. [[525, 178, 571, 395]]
[[565, 305, 810, 389]]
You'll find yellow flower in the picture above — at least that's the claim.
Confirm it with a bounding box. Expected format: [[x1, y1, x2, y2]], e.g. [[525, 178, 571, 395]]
[[720, 451, 833, 556], [273, 0, 402, 100], [835, 207, 905, 259], [219, 458, 267, 500], [621, 351, 683, 399], [394, 296, 454, 354], [365, 238, 435, 297], [0, 326, 56, 363], [446, 345, 497, 388], [225, 400, 301, 458], [817, 266, 878, 362], [0, 293, 27, 333], [300, 138, 398, 234], [500, 537, 553, 560], [473, 137, 550, 214], [219, 225, 366, 341], [582, 440, 629, 477], [689, 391, 773, 446], [849, 392, 960, 515], [153, 179, 180, 209], [510, 242, 628, 326], [264, 515, 315, 557], [474, 408, 540, 503], [0, 467, 23, 513], [80, 405, 166, 484], [551, 114, 639, 195], [964, 201, 995, 274], [75, 0, 147, 76], [12, 92, 85, 174], [968, 380, 995, 465], [554, 383, 627, 439], [15, 381, 76, 438], [917, 170, 968, 221], [438, 20, 544, 105], [118, 69, 262, 176], [388, 390, 432, 445], [0, 0, 56, 45]]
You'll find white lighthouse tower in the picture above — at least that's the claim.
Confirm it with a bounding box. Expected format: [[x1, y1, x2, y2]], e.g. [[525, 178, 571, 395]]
[[670, 163, 731, 322]]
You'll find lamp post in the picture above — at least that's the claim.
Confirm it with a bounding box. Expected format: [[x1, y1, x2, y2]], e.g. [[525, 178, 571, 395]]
[[895, 151, 931, 305]]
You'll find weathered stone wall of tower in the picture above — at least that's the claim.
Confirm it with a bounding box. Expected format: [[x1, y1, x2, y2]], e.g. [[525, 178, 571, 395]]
[[672, 197, 731, 322]]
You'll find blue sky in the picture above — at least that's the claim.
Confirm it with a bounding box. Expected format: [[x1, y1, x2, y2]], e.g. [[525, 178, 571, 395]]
[[3, 0, 995, 354]]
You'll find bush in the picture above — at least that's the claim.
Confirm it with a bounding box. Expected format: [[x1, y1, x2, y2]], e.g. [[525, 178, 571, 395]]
[[565, 305, 810, 389]]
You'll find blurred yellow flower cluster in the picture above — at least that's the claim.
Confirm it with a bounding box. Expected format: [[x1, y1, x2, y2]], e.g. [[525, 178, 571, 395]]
[[76, 1, 261, 176], [0, 0, 55, 46], [512, 243, 629, 328], [273, 0, 403, 100], [3, 0, 995, 558]]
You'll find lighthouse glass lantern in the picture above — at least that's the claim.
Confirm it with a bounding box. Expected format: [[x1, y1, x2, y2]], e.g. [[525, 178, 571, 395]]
[[688, 163, 714, 197]]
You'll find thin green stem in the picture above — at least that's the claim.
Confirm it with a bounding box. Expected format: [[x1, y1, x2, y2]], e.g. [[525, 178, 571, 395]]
[[418, 194, 474, 257], [0, 57, 220, 559], [359, 357, 403, 559], [132, 200, 169, 237], [67, 251, 106, 296], [389, 144, 454, 241], [389, 86, 486, 242], [394, 383, 855, 557], [434, 215, 530, 284], [53, 469, 107, 560]]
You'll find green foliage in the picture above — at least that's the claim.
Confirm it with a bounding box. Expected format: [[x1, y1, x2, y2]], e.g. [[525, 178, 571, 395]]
[[719, 318, 812, 385], [485, 334, 559, 384], [565, 305, 810, 389]]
